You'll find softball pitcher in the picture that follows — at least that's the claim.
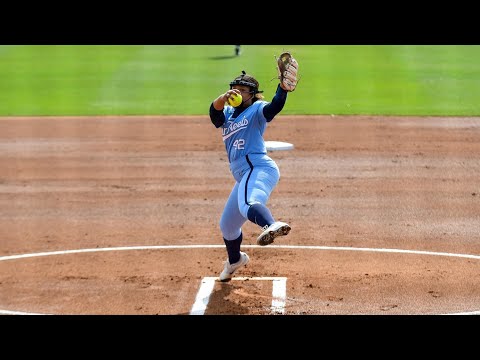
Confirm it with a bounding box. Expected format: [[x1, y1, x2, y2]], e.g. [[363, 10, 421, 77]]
[[209, 54, 299, 281]]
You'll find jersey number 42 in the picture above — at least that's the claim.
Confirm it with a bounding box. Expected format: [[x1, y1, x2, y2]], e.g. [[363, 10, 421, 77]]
[[233, 139, 245, 149]]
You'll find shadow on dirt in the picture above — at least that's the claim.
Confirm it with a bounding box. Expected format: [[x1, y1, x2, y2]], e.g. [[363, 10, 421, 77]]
[[204, 282, 250, 315]]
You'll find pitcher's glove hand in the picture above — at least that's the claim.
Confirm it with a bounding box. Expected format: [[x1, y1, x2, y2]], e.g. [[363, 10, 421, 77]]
[[276, 51, 299, 92]]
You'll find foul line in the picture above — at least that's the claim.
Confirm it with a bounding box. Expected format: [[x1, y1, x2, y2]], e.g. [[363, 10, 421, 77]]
[[1, 244, 480, 315]]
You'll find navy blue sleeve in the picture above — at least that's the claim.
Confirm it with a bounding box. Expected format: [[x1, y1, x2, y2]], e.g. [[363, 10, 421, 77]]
[[263, 84, 288, 122], [209, 103, 225, 128]]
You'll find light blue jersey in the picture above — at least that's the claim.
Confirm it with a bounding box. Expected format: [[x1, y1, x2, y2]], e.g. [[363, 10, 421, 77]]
[[211, 71, 294, 266], [211, 82, 290, 242], [217, 100, 281, 240], [222, 100, 269, 164]]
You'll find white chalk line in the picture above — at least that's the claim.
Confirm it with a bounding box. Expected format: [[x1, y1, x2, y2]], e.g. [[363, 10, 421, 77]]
[[190, 277, 287, 315], [2, 244, 480, 262], [271, 277, 287, 314], [0, 309, 47, 315], [190, 277, 216, 315], [1, 244, 479, 315]]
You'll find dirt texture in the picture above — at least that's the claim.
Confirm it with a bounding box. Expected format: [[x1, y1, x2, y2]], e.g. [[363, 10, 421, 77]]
[[1, 115, 480, 315]]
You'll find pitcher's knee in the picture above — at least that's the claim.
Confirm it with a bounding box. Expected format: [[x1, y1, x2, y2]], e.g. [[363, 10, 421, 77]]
[[238, 201, 256, 219], [219, 219, 241, 241]]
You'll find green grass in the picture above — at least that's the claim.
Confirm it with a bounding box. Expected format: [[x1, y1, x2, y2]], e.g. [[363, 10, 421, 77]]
[[0, 45, 479, 116]]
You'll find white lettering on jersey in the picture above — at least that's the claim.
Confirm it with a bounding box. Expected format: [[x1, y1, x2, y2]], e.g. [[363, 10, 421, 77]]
[[233, 139, 245, 149], [222, 118, 249, 141]]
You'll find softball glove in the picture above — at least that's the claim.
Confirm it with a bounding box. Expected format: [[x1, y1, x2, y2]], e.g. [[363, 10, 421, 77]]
[[276, 51, 299, 92]]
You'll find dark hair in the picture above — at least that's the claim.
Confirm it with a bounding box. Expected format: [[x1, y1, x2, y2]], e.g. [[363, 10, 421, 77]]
[[229, 71, 264, 95]]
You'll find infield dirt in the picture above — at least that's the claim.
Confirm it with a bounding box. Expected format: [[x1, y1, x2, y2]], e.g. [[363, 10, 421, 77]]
[[1, 115, 480, 314]]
